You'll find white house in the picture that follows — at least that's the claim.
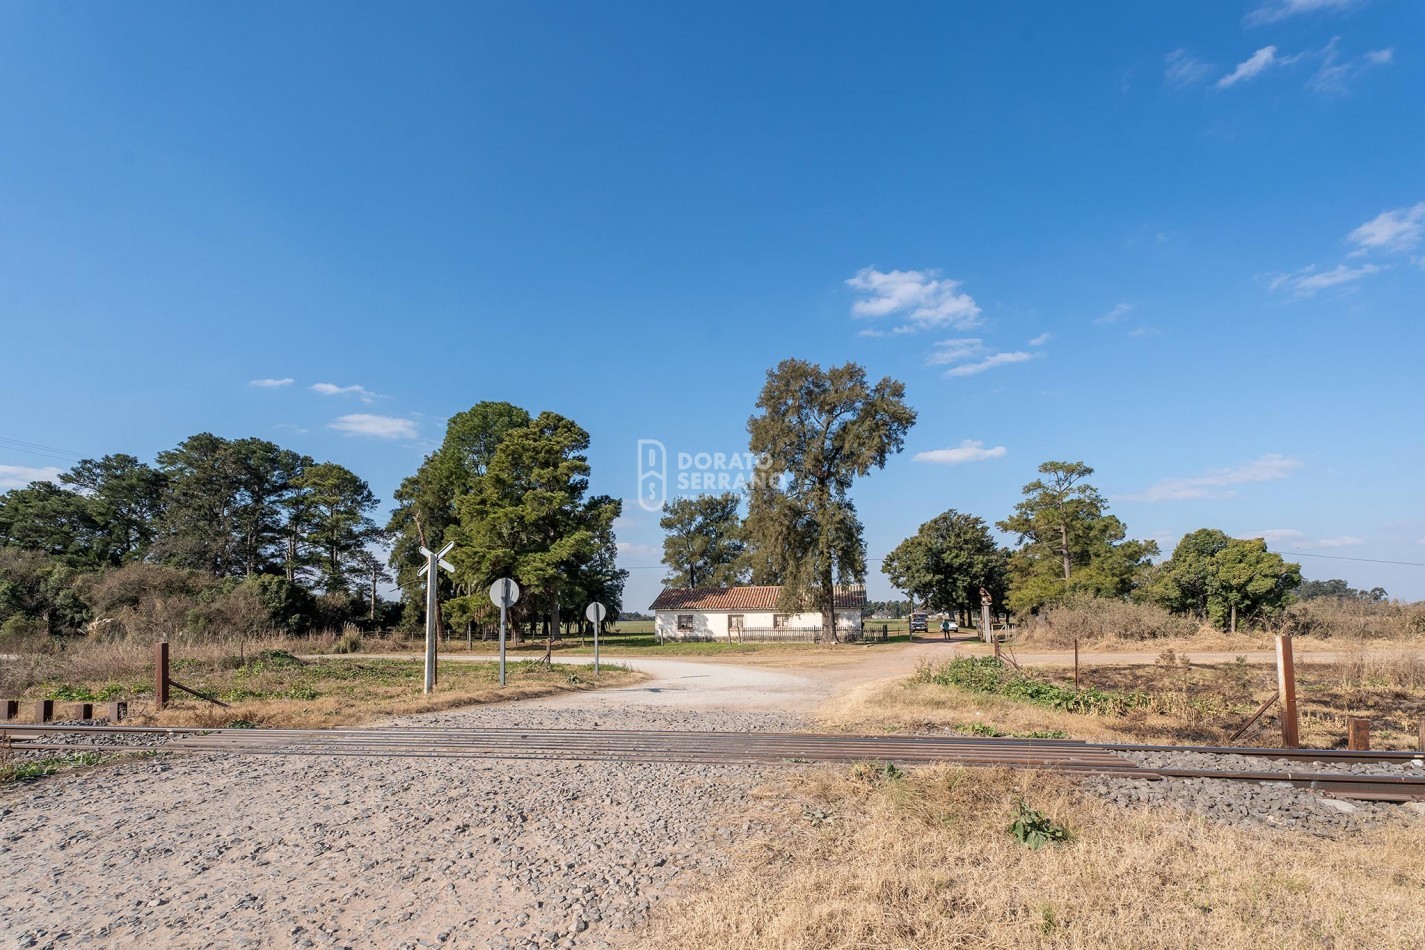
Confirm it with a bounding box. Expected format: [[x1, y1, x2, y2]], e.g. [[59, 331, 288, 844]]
[[649, 584, 866, 642]]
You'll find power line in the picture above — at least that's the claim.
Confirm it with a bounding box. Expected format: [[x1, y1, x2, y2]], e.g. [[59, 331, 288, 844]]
[[1285, 550, 1425, 569], [0, 435, 86, 465]]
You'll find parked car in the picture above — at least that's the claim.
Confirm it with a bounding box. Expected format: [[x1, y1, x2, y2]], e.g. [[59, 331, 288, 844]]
[[939, 618, 959, 639], [909, 612, 929, 633]]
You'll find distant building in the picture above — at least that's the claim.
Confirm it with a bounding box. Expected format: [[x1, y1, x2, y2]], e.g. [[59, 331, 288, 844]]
[[649, 584, 866, 642]]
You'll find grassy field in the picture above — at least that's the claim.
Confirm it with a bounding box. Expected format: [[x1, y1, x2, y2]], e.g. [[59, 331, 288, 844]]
[[0, 641, 641, 729], [643, 764, 1425, 949], [821, 648, 1425, 749]]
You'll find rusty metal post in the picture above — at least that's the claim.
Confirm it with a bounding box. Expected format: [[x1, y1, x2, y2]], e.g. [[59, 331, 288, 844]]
[[1074, 639, 1080, 691], [1275, 635, 1299, 749], [32, 700, 53, 723], [154, 641, 170, 712], [1420, 720, 1425, 754], [107, 701, 128, 722], [1347, 718, 1371, 751]]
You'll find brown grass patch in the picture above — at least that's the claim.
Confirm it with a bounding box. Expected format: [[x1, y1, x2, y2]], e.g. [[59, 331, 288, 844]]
[[641, 765, 1425, 949]]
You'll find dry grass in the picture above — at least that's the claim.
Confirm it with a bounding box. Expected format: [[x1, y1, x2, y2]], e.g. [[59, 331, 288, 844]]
[[821, 647, 1425, 750], [0, 637, 641, 729], [642, 765, 1425, 949]]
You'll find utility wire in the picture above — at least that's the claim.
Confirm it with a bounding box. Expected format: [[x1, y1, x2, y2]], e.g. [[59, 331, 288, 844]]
[[0, 435, 86, 464]]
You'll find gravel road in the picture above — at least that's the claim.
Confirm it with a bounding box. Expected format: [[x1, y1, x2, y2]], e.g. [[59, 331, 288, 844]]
[[0, 662, 805, 950]]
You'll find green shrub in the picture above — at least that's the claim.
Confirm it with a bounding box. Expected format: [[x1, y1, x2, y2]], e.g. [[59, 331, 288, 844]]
[[1010, 800, 1071, 849]]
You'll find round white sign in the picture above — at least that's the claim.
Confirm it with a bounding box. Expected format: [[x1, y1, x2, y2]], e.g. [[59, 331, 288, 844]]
[[489, 578, 520, 608], [585, 602, 608, 623]]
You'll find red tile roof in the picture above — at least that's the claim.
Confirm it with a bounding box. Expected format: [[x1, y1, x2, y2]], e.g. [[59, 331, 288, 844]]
[[649, 584, 866, 612]]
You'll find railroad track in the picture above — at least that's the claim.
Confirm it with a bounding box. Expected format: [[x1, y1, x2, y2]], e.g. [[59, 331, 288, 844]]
[[5, 724, 1424, 802]]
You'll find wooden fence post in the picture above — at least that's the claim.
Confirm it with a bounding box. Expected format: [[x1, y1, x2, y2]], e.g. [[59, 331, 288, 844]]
[[154, 641, 170, 712], [1074, 639, 1080, 691], [1347, 718, 1371, 751], [1275, 635, 1299, 749]]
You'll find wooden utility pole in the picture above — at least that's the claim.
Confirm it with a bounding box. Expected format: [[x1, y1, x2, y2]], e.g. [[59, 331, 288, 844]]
[[1275, 635, 1299, 748], [154, 641, 170, 712]]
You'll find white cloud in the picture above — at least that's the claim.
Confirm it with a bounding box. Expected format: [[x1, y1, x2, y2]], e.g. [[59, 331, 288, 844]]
[[249, 377, 294, 388], [1310, 535, 1365, 548], [1217, 47, 1282, 89], [913, 440, 1008, 465], [616, 541, 661, 559], [945, 352, 1038, 377], [311, 382, 378, 402], [1251, 529, 1306, 544], [926, 338, 985, 366], [1117, 454, 1303, 502], [1028, 332, 1053, 346], [0, 464, 63, 490], [846, 267, 982, 333], [1307, 39, 1394, 94], [1269, 262, 1382, 295], [1245, 0, 1360, 27], [329, 414, 418, 440], [1128, 327, 1160, 338], [1349, 202, 1425, 254], [1165, 49, 1214, 88], [1094, 303, 1132, 325]]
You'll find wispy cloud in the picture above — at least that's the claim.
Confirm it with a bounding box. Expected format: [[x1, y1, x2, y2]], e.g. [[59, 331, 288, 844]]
[[945, 352, 1038, 377], [1094, 303, 1132, 325], [1128, 327, 1160, 338], [1165, 49, 1214, 88], [1269, 262, 1383, 295], [1309, 535, 1366, 548], [329, 414, 418, 440], [1308, 38, 1393, 94], [616, 541, 661, 559], [928, 338, 1041, 377], [311, 382, 378, 403], [1349, 202, 1425, 254], [1028, 332, 1053, 346], [249, 377, 294, 388], [1217, 47, 1285, 89], [1249, 528, 1306, 544], [1245, 0, 1362, 27], [0, 464, 63, 490], [1116, 454, 1303, 502], [846, 267, 982, 333], [913, 440, 1008, 465]]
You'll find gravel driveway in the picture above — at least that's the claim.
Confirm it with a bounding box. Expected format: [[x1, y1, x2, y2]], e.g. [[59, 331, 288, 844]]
[[0, 661, 807, 950]]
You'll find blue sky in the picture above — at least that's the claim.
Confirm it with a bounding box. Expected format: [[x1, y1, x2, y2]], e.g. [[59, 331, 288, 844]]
[[2, 0, 1422, 610]]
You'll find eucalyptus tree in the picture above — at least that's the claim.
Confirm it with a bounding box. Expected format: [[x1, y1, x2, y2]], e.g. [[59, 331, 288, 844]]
[[744, 359, 916, 641]]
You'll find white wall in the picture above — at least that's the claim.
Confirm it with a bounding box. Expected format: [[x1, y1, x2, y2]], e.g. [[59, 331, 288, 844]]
[[655, 608, 863, 640]]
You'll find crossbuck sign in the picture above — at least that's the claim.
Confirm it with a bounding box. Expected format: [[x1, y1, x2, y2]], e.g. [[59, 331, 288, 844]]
[[418, 542, 455, 695]]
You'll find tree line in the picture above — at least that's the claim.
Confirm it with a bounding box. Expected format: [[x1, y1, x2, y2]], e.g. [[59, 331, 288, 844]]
[[657, 362, 1321, 635], [0, 434, 386, 638]]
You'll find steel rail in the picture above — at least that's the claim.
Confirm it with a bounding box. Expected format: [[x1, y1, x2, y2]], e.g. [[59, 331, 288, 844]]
[[6, 723, 1423, 764]]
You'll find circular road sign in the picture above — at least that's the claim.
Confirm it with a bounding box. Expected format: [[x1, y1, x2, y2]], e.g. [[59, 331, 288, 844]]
[[489, 578, 520, 608], [585, 602, 608, 623]]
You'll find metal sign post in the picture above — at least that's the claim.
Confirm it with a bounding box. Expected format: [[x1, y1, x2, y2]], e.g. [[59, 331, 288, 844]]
[[585, 602, 608, 674], [489, 578, 520, 687], [417, 542, 455, 695]]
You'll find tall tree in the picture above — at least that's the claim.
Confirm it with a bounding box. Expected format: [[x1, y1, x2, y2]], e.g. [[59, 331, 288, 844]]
[[293, 462, 381, 594], [997, 461, 1157, 614], [153, 434, 306, 577], [1208, 538, 1301, 633], [659, 492, 746, 588], [882, 510, 1008, 621], [744, 359, 916, 641], [59, 454, 167, 563], [453, 411, 608, 643], [0, 481, 106, 567], [386, 402, 531, 623]]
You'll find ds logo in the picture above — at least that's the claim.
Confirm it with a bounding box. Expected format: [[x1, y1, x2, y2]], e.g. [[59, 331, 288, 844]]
[[637, 439, 666, 512]]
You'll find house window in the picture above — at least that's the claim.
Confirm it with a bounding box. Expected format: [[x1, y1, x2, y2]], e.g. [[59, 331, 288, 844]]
[[773, 613, 790, 629], [676, 614, 694, 632]]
